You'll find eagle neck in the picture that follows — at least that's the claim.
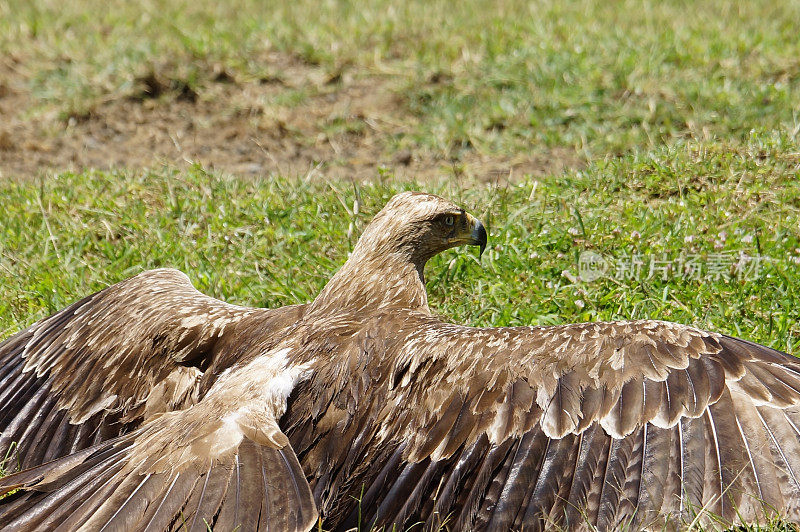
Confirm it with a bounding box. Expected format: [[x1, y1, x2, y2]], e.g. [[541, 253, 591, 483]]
[[309, 250, 430, 316]]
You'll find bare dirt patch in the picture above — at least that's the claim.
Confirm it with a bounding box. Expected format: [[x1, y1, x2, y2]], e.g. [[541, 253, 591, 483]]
[[0, 53, 584, 182]]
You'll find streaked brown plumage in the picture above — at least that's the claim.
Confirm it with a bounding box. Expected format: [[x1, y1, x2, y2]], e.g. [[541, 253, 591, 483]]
[[1, 191, 800, 531]]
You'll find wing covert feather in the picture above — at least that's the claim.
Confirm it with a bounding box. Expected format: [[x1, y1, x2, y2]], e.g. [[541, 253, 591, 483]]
[[0, 340, 319, 532], [284, 316, 800, 530], [0, 269, 267, 472]]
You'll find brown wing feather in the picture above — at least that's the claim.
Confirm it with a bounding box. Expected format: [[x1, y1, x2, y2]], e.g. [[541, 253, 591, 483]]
[[0, 340, 319, 532], [283, 315, 800, 531], [0, 268, 277, 473], [0, 433, 316, 532], [5, 273, 800, 531]]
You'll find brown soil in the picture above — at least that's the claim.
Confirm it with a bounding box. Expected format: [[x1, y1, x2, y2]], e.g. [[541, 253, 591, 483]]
[[0, 53, 583, 182]]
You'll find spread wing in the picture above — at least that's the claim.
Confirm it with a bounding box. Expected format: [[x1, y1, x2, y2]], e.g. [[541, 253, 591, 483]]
[[0, 268, 318, 531], [284, 316, 800, 531], [0, 268, 263, 473], [0, 345, 318, 532]]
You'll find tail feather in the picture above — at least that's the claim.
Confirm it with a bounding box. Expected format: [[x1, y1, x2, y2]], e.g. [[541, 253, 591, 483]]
[[213, 450, 242, 531], [97, 471, 200, 532], [156, 473, 202, 531], [85, 470, 161, 532], [267, 446, 317, 530], [183, 463, 234, 532], [234, 440, 263, 532]]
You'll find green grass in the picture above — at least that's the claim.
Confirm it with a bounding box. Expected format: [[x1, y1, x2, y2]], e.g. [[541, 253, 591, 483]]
[[2, 130, 798, 354], [2, 2, 800, 529], [2, 0, 800, 163], [2, 130, 799, 532]]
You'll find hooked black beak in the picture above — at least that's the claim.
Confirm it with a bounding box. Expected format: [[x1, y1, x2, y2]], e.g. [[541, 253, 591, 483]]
[[469, 216, 488, 258], [450, 212, 487, 258]]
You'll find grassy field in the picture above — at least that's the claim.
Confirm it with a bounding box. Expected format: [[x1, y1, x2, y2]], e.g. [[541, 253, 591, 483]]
[[2, 131, 799, 355], [2, 0, 800, 529], [2, 0, 800, 178], [1, 0, 799, 339], [3, 0, 799, 150]]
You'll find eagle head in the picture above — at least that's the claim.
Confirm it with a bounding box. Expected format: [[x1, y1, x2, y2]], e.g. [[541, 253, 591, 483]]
[[311, 192, 487, 313], [354, 191, 487, 264]]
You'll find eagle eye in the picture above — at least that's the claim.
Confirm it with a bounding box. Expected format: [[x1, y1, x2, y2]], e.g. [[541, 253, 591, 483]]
[[444, 215, 455, 226]]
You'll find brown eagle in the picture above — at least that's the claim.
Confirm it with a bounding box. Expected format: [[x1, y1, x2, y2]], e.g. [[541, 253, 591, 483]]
[[1, 192, 800, 531]]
